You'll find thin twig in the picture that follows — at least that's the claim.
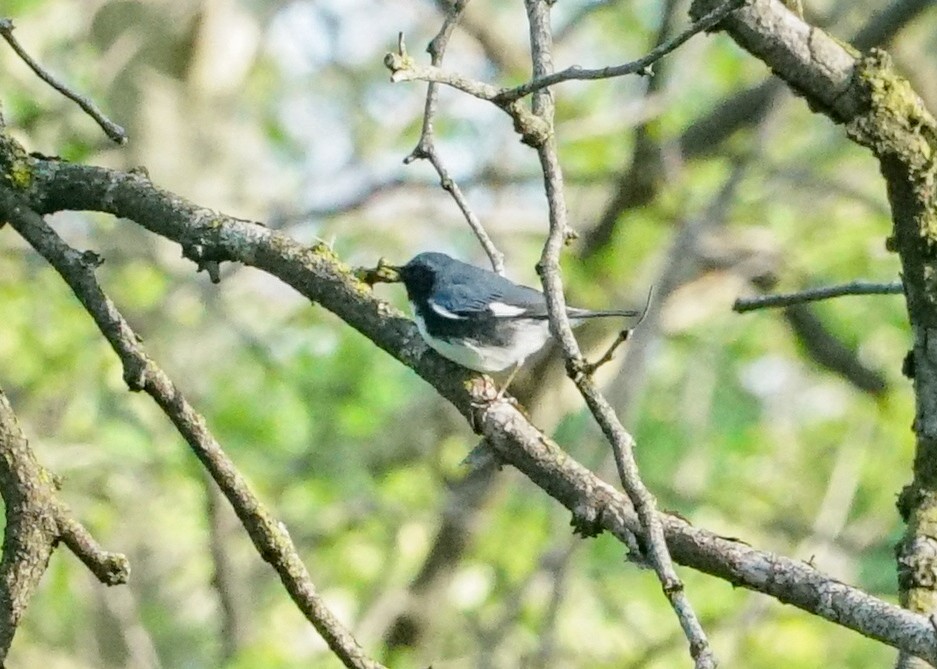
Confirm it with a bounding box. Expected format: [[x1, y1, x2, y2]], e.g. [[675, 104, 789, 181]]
[[384, 45, 551, 148], [583, 329, 632, 375], [387, 0, 743, 108], [522, 1, 715, 667], [734, 280, 903, 312], [584, 286, 654, 374], [0, 186, 384, 669], [0, 18, 127, 144], [399, 3, 505, 275], [497, 0, 744, 104]]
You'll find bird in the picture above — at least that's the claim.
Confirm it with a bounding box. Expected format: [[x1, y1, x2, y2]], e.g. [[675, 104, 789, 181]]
[[393, 251, 644, 382]]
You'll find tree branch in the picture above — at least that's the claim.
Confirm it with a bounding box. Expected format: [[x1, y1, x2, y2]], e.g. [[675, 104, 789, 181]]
[[0, 18, 126, 144], [0, 381, 129, 662], [401, 4, 505, 274], [734, 280, 904, 312], [52, 501, 130, 586], [0, 386, 58, 664], [688, 0, 937, 665], [522, 1, 715, 666], [0, 185, 385, 669], [477, 400, 937, 664], [4, 143, 935, 660], [495, 0, 744, 104]]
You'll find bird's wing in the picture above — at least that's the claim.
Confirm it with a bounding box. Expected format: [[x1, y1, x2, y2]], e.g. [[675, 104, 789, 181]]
[[429, 279, 548, 320], [489, 282, 550, 318]]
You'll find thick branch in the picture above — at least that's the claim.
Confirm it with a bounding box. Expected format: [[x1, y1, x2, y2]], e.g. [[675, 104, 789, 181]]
[[0, 387, 58, 663], [6, 150, 936, 660], [688, 0, 937, 665]]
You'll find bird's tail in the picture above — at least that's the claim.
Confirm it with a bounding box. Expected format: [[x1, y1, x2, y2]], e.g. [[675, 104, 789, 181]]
[[567, 307, 641, 319], [567, 285, 654, 323]]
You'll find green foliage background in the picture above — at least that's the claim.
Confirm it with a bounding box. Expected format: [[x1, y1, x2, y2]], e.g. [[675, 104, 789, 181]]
[[1, 0, 934, 667]]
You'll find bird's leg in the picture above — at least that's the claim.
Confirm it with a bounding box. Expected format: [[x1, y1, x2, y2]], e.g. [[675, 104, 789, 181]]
[[494, 362, 521, 401]]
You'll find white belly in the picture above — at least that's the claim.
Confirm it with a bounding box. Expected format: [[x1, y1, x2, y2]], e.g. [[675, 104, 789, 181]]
[[413, 312, 551, 372]]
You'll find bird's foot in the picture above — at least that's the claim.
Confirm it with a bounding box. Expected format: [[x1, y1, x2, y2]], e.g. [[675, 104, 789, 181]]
[[467, 374, 527, 431]]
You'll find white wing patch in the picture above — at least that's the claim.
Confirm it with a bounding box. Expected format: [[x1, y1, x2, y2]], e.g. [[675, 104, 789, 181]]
[[429, 299, 467, 320], [488, 301, 526, 317]]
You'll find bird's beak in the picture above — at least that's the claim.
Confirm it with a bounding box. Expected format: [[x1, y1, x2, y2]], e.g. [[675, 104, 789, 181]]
[[355, 258, 403, 286], [383, 261, 404, 281]]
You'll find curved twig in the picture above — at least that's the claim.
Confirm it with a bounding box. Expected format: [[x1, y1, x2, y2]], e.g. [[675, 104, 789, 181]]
[[0, 18, 126, 144], [398, 5, 505, 274], [496, 0, 744, 104]]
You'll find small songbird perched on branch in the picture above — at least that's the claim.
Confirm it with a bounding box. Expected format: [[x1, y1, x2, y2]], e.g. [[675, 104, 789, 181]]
[[391, 252, 645, 379]]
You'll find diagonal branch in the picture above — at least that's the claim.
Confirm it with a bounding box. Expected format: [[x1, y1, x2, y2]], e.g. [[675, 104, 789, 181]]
[[402, 4, 505, 274], [0, 18, 126, 144], [8, 150, 937, 660], [0, 185, 386, 669], [477, 400, 937, 664], [522, 1, 714, 666]]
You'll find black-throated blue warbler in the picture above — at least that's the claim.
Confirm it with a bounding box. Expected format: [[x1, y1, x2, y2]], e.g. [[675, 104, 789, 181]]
[[392, 252, 643, 376]]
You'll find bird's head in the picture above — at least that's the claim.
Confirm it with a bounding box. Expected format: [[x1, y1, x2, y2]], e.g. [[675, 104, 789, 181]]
[[393, 252, 456, 301]]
